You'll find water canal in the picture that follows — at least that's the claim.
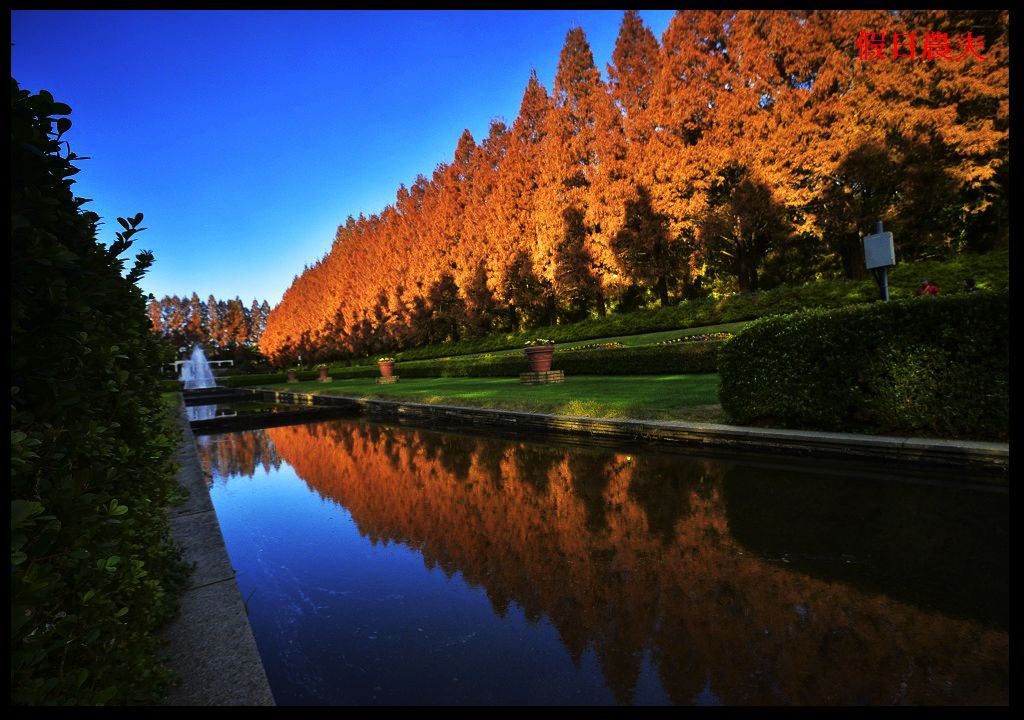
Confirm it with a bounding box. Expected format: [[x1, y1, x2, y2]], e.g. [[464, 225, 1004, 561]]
[[193, 414, 1007, 705]]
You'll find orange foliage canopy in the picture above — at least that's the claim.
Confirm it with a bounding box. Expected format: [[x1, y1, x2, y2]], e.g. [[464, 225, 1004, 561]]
[[261, 10, 1007, 365]]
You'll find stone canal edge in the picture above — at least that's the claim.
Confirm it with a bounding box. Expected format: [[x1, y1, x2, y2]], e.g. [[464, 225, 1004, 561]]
[[217, 387, 1008, 481], [163, 387, 1008, 705], [160, 403, 275, 706]]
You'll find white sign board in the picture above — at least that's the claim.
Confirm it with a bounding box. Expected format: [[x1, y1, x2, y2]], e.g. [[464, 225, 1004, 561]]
[[863, 231, 895, 270]]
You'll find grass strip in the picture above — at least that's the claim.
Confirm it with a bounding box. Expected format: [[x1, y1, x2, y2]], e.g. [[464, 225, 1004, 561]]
[[259, 375, 725, 423]]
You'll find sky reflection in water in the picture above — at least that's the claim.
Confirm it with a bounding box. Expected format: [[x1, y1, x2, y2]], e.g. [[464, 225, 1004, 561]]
[[197, 418, 1007, 706]]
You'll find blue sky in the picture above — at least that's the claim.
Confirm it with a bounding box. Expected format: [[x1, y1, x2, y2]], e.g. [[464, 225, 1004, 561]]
[[11, 10, 676, 307]]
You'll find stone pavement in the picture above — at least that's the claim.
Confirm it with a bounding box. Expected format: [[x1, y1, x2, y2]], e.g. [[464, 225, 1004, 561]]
[[159, 404, 275, 706]]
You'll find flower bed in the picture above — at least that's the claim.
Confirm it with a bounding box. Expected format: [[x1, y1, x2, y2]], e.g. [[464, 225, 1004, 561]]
[[653, 332, 733, 346]]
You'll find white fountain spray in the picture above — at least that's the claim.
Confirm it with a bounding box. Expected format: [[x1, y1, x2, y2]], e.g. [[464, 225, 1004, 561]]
[[180, 345, 217, 390]]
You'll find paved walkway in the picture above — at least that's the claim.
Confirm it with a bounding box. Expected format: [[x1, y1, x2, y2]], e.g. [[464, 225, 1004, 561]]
[[160, 404, 275, 706]]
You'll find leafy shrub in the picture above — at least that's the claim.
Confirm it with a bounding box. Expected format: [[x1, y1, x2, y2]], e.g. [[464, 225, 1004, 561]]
[[886, 249, 1009, 297], [718, 291, 1008, 440], [11, 79, 190, 704]]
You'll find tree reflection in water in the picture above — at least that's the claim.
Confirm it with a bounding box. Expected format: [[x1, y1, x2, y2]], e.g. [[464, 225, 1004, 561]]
[[197, 419, 1007, 705], [196, 428, 282, 484]]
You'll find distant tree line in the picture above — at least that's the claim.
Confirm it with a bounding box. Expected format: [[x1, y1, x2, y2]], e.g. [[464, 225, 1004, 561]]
[[148, 293, 271, 350], [260, 10, 1007, 366]]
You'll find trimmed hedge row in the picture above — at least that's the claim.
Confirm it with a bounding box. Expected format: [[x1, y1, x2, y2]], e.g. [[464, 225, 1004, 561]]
[[339, 248, 1008, 366], [718, 291, 1008, 440], [221, 369, 324, 386], [227, 341, 724, 385], [399, 340, 723, 378]]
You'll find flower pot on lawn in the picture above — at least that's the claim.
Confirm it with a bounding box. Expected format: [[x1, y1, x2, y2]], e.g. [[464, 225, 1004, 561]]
[[318, 366, 330, 382], [524, 345, 554, 373], [378, 361, 395, 378]]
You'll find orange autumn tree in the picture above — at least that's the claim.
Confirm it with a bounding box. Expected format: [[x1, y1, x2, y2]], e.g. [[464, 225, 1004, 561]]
[[259, 10, 1008, 364], [535, 27, 612, 321], [792, 10, 1008, 277], [647, 10, 733, 297], [460, 120, 510, 335], [690, 10, 809, 293], [492, 71, 555, 329], [606, 10, 677, 307]]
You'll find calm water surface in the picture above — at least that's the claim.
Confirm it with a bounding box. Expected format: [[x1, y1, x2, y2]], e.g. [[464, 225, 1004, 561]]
[[186, 401, 312, 422], [196, 418, 1007, 705]]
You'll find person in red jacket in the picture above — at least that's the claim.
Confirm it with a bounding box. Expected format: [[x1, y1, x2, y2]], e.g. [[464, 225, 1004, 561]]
[[915, 277, 940, 296]]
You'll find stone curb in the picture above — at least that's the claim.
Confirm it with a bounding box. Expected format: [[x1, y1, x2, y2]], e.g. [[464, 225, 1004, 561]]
[[235, 387, 1008, 480], [160, 403, 275, 706]]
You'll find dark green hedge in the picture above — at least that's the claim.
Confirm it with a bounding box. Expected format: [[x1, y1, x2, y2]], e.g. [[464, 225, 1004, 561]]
[[718, 291, 1008, 440], [554, 340, 721, 375], [231, 342, 723, 384], [392, 341, 723, 378], [12, 80, 190, 704], [221, 367, 377, 386]]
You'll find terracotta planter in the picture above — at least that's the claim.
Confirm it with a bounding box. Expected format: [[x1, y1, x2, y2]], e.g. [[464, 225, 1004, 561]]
[[378, 361, 395, 378], [318, 367, 330, 381], [524, 345, 554, 373], [286, 370, 298, 383]]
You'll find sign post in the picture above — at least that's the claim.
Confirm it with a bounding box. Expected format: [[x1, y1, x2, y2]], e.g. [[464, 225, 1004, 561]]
[[863, 221, 895, 301]]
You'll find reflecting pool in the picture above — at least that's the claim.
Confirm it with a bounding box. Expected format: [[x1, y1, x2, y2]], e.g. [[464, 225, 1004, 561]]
[[196, 418, 1007, 705]]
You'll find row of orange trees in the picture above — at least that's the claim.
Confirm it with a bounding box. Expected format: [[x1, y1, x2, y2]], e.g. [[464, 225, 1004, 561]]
[[261, 10, 1008, 366], [147, 293, 271, 350]]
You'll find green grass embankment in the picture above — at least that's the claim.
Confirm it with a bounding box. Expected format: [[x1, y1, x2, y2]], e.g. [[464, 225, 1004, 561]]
[[330, 248, 1007, 366], [441, 321, 748, 360], [260, 375, 725, 423]]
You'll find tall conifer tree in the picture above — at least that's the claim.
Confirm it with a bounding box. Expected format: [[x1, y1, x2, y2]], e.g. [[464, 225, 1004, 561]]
[[146, 295, 163, 335], [206, 294, 222, 348], [538, 27, 605, 316]]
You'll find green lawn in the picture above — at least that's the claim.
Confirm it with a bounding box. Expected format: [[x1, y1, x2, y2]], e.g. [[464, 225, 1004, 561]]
[[264, 374, 726, 423]]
